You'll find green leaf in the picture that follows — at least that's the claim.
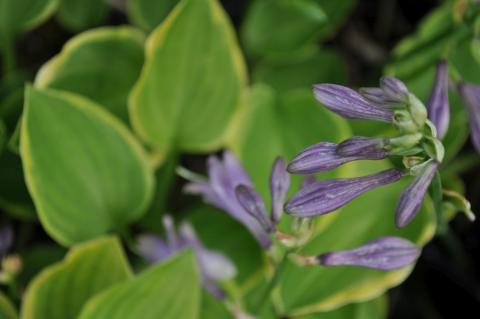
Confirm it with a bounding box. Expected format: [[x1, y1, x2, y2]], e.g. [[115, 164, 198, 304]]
[[20, 87, 154, 246], [294, 295, 387, 319], [0, 292, 17, 319], [35, 27, 145, 123], [229, 85, 352, 200], [252, 49, 347, 93], [56, 0, 107, 32], [78, 249, 201, 319], [0, 0, 59, 35], [314, 0, 355, 41], [127, 0, 179, 32], [274, 160, 436, 316], [200, 292, 232, 319], [188, 206, 263, 286], [385, 1, 472, 80], [129, 0, 246, 155], [242, 0, 326, 59], [21, 236, 132, 319]]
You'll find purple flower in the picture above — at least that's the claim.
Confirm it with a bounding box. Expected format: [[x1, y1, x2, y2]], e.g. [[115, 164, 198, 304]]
[[138, 216, 236, 299], [287, 138, 389, 174], [184, 151, 290, 248], [427, 60, 449, 138], [285, 168, 404, 217], [395, 161, 439, 228], [318, 236, 421, 270], [313, 84, 394, 122], [458, 81, 480, 153]]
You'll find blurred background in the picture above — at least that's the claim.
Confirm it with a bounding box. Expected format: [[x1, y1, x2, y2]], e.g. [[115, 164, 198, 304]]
[[1, 0, 479, 318]]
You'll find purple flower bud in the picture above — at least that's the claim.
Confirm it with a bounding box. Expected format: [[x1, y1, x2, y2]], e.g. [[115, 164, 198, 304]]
[[458, 82, 480, 153], [235, 185, 273, 232], [427, 60, 449, 138], [313, 84, 394, 122], [359, 87, 399, 107], [395, 161, 439, 228], [288, 139, 388, 174], [336, 136, 389, 158], [380, 76, 409, 103], [318, 236, 421, 270], [285, 169, 403, 217], [270, 157, 290, 224]]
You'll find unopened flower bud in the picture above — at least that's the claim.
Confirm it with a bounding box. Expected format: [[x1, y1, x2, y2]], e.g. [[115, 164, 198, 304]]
[[407, 93, 428, 128]]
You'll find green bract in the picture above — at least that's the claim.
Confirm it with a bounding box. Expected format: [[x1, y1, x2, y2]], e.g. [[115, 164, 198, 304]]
[[21, 236, 132, 319], [129, 0, 246, 156], [21, 87, 154, 246], [78, 249, 200, 319]]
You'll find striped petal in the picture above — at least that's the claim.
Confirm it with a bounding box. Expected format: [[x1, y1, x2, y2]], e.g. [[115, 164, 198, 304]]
[[319, 236, 421, 270], [285, 169, 403, 217], [313, 84, 394, 122], [427, 60, 449, 138], [270, 157, 290, 223]]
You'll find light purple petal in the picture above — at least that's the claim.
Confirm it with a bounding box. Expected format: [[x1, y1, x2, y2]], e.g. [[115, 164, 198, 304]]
[[178, 222, 236, 281], [336, 136, 389, 158], [288, 141, 388, 174], [137, 235, 173, 264], [184, 151, 272, 248], [285, 168, 403, 217], [395, 161, 439, 228], [235, 185, 272, 232], [380, 76, 409, 103], [427, 60, 449, 138], [270, 157, 290, 224], [313, 84, 394, 122], [162, 215, 182, 249], [319, 236, 421, 270], [458, 82, 480, 153]]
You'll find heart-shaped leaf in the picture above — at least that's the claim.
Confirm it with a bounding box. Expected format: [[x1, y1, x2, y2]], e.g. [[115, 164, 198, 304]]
[[129, 0, 247, 155], [21, 236, 132, 319], [56, 0, 107, 32], [21, 87, 154, 245], [78, 249, 201, 319], [127, 0, 179, 32], [0, 0, 59, 35], [35, 27, 145, 123]]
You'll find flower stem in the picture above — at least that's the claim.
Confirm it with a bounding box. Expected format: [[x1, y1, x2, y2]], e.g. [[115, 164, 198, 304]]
[[253, 254, 289, 315]]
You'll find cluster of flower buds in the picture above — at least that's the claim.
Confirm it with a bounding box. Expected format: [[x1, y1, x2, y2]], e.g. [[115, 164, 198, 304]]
[[137, 215, 236, 298], [286, 62, 450, 229]]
